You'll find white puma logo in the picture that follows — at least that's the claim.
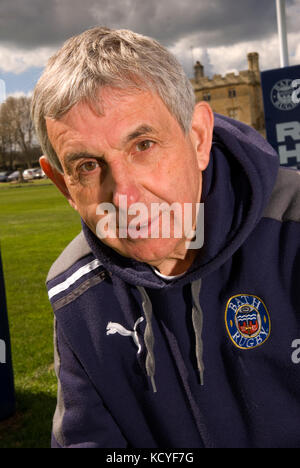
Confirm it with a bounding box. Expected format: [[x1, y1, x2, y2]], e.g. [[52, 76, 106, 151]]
[[106, 317, 144, 354]]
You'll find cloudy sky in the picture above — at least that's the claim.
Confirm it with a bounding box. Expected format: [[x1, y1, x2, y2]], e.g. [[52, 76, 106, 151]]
[[0, 0, 299, 99]]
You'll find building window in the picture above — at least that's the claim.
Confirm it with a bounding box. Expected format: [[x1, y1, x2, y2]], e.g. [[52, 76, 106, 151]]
[[228, 108, 239, 120], [203, 93, 211, 102], [228, 89, 237, 98]]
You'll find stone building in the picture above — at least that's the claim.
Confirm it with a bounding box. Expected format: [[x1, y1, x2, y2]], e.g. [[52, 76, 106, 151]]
[[191, 52, 265, 135]]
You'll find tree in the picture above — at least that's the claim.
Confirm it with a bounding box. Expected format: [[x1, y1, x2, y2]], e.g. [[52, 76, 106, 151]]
[[0, 96, 36, 169], [0, 108, 17, 170]]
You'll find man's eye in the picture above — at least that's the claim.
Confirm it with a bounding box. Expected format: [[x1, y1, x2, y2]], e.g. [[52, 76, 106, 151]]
[[79, 161, 99, 173], [135, 140, 154, 152]]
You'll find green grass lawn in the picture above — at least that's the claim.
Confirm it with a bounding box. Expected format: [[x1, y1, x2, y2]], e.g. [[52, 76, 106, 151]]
[[0, 180, 81, 447]]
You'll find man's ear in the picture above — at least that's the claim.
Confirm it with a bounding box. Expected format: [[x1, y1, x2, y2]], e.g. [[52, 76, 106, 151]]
[[39, 156, 78, 211], [190, 102, 214, 171]]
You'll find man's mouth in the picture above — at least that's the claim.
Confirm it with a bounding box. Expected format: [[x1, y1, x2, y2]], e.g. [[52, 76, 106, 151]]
[[117, 214, 161, 238]]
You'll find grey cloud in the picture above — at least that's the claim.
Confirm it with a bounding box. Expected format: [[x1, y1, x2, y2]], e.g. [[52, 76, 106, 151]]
[[0, 0, 297, 51]]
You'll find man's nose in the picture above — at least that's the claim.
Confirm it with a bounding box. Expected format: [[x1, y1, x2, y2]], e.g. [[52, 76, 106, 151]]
[[109, 160, 141, 208]]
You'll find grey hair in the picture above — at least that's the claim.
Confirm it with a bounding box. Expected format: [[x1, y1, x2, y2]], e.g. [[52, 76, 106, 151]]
[[31, 27, 195, 172]]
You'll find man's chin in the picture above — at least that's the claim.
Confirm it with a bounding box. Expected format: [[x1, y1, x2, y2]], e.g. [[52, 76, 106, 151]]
[[100, 236, 182, 265]]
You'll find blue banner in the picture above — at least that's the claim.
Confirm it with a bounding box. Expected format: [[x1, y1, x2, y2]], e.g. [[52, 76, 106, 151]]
[[261, 65, 300, 168], [0, 247, 15, 421]]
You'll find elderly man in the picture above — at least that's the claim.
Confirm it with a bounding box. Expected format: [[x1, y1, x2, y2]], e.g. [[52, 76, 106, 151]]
[[32, 27, 300, 448]]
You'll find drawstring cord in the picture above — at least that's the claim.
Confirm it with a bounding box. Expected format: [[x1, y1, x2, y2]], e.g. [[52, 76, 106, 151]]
[[137, 286, 157, 393], [191, 279, 205, 385]]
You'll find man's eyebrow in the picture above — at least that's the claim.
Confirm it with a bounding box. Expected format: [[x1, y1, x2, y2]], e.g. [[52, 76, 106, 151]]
[[64, 152, 105, 166], [123, 125, 157, 144]]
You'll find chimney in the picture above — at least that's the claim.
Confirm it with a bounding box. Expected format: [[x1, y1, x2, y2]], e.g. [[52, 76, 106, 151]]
[[247, 52, 259, 72], [194, 61, 204, 82]]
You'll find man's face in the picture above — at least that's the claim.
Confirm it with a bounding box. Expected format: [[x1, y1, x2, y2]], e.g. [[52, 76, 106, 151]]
[[46, 87, 208, 265]]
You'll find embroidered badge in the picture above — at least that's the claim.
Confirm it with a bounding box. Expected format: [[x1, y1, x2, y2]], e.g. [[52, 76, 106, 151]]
[[225, 295, 271, 349], [106, 317, 144, 354]]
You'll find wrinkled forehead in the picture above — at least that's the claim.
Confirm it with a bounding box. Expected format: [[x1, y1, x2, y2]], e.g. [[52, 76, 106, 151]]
[[45, 86, 184, 159]]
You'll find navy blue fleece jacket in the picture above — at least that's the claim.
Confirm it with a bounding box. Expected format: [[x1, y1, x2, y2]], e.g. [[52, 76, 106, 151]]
[[46, 114, 300, 448]]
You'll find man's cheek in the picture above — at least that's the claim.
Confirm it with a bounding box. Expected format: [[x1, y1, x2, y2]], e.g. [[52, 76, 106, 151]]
[[72, 200, 99, 230], [69, 184, 100, 208]]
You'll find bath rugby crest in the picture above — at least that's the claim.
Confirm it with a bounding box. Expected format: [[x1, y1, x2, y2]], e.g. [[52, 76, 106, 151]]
[[225, 295, 271, 349]]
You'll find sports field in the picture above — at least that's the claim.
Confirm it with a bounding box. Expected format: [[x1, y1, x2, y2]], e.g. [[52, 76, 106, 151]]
[[0, 179, 81, 448]]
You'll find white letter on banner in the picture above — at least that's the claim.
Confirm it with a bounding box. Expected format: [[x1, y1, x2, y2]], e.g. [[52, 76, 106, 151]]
[[292, 79, 300, 104], [0, 339, 6, 364], [276, 121, 300, 142]]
